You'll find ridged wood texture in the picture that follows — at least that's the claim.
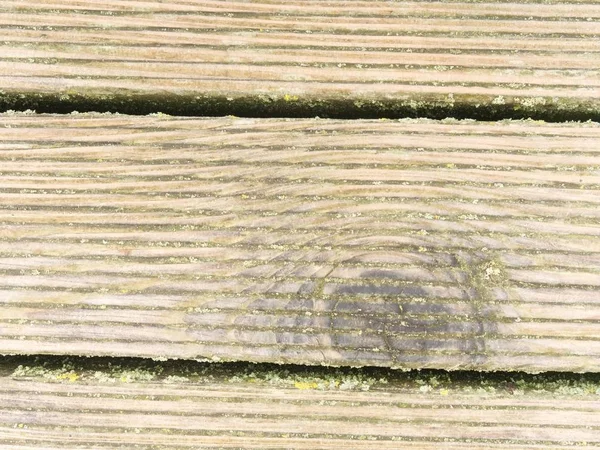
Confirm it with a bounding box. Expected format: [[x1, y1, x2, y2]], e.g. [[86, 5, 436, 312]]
[[0, 0, 599, 119], [1, 113, 599, 371], [1, 377, 600, 449]]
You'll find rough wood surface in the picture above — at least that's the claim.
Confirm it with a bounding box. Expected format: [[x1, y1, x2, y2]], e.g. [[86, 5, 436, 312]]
[[1, 113, 600, 372], [0, 0, 599, 119], [1, 370, 600, 449]]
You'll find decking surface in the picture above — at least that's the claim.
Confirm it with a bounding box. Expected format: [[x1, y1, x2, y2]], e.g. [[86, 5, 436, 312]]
[[1, 113, 598, 372], [0, 0, 599, 119], [1, 2, 600, 446]]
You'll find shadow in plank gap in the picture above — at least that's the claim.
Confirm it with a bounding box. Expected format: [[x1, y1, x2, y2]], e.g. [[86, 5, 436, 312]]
[[0, 113, 599, 372]]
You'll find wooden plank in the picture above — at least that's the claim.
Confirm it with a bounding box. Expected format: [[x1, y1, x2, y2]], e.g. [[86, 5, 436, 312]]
[[0, 0, 599, 119], [2, 359, 600, 449], [1, 113, 600, 372]]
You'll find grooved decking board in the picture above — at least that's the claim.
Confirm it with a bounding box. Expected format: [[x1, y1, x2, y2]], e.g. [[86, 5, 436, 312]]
[[1, 113, 600, 371], [1, 373, 600, 449], [0, 0, 599, 119]]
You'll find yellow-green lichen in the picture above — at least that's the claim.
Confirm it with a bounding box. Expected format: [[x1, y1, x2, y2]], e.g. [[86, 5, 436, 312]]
[[283, 94, 299, 102]]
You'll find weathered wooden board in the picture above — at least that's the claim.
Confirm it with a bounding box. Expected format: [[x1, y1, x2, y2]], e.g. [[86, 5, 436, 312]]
[[0, 0, 599, 119], [1, 113, 600, 371], [2, 362, 600, 449]]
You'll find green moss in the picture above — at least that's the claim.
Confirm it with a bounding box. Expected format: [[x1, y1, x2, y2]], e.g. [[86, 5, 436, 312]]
[[1, 90, 599, 122], [5, 356, 600, 396]]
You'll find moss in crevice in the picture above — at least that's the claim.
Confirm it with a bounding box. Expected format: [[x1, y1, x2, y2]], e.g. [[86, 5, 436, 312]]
[[5, 355, 600, 396], [1, 90, 599, 123]]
